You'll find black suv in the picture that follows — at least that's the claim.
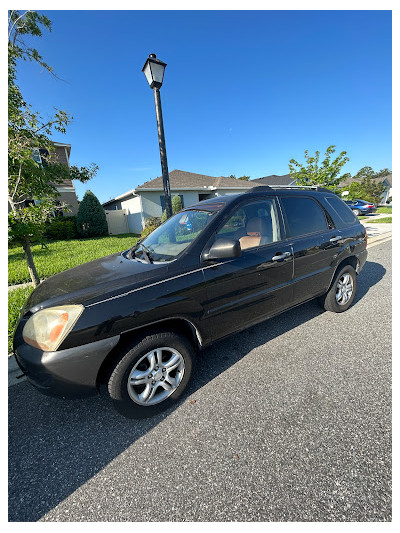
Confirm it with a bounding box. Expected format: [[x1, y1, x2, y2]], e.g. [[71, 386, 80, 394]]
[[13, 187, 367, 418]]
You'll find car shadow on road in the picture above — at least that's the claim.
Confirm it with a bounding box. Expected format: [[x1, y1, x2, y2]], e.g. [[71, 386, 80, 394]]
[[8, 259, 385, 522]]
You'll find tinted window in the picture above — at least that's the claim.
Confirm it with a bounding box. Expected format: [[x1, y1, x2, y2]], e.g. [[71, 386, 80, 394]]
[[280, 197, 328, 237], [325, 196, 357, 225]]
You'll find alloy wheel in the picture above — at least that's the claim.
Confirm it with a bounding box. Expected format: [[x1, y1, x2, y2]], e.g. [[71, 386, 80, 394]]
[[127, 347, 185, 406], [335, 273, 354, 305]]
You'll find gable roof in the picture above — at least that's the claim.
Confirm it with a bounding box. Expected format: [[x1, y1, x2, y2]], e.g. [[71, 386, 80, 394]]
[[340, 174, 392, 187], [252, 174, 294, 186], [136, 169, 257, 190]]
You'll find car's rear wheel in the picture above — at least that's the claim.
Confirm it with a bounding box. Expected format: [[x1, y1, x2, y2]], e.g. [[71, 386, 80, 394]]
[[108, 331, 194, 418], [319, 265, 357, 313]]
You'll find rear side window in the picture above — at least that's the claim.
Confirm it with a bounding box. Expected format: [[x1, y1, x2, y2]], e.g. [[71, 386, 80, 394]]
[[325, 196, 357, 225], [280, 197, 328, 237]]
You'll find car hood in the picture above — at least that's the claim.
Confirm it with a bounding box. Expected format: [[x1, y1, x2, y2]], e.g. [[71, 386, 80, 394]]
[[25, 252, 168, 313]]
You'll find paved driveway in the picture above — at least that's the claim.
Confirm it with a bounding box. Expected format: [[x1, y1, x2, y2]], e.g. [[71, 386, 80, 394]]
[[9, 240, 392, 522]]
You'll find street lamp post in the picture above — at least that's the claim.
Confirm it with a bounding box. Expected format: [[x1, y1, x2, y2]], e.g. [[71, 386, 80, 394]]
[[142, 53, 173, 219]]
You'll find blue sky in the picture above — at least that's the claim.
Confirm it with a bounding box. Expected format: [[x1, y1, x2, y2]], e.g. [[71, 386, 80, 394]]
[[16, 10, 392, 203]]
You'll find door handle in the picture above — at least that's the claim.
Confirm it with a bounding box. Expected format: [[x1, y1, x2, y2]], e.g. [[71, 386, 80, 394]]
[[330, 236, 342, 243], [272, 251, 291, 261]]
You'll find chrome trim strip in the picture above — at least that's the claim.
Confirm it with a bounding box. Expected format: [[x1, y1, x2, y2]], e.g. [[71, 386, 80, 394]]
[[85, 260, 235, 307]]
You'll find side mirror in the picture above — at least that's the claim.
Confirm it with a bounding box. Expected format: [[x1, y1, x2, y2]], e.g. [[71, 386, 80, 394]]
[[203, 238, 242, 261]]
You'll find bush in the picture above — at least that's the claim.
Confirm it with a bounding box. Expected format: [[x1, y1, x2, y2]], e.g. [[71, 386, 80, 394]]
[[44, 216, 78, 240], [140, 217, 161, 239], [161, 195, 183, 222], [76, 190, 108, 237]]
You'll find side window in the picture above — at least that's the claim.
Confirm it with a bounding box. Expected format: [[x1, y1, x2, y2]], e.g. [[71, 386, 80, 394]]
[[215, 199, 280, 250], [325, 196, 358, 226], [280, 197, 328, 237]]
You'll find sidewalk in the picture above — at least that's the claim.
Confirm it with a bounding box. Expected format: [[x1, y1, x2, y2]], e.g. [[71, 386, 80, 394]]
[[360, 214, 392, 241]]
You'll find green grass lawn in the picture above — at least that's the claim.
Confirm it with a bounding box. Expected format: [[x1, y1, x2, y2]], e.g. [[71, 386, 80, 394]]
[[358, 216, 368, 220], [8, 286, 34, 353], [8, 233, 139, 286], [368, 217, 392, 223], [376, 206, 392, 214]]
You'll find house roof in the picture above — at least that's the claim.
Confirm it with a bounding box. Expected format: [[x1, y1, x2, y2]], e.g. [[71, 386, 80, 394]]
[[252, 174, 294, 186], [136, 169, 257, 191], [340, 174, 392, 187]]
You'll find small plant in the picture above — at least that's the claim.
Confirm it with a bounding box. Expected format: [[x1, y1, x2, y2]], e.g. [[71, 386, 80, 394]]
[[141, 217, 161, 239], [161, 195, 183, 222]]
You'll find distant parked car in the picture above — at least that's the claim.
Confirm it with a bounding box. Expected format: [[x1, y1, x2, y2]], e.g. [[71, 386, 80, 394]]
[[344, 199, 376, 216]]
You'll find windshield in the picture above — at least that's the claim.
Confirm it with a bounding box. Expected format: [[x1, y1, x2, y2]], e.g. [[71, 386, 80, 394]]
[[132, 209, 218, 262]]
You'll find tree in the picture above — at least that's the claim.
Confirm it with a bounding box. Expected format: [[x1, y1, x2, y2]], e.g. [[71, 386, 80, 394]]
[[76, 191, 108, 237], [288, 145, 349, 192], [238, 175, 250, 181], [342, 166, 391, 204], [8, 11, 98, 286], [161, 195, 183, 222]]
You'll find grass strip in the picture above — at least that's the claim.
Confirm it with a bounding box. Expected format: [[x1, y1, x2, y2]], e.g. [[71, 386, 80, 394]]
[[376, 207, 392, 214], [8, 286, 34, 353], [368, 217, 392, 223]]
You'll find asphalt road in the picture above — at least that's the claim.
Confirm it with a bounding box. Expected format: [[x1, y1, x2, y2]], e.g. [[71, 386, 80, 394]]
[[8, 240, 392, 522]]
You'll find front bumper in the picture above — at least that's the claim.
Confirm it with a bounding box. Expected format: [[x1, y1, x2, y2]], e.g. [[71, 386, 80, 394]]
[[14, 335, 120, 398]]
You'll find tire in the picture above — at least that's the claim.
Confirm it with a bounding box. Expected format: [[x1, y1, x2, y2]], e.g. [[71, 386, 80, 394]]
[[108, 331, 194, 419], [319, 265, 357, 313], [353, 209, 361, 216]]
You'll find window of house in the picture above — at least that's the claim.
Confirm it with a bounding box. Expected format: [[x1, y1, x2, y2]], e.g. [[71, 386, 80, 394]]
[[280, 197, 328, 237]]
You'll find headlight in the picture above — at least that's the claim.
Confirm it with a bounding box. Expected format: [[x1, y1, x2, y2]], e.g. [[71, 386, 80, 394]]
[[22, 305, 84, 352]]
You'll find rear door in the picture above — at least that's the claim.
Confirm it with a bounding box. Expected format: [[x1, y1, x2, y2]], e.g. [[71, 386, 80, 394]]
[[278, 195, 339, 305], [200, 197, 294, 343]]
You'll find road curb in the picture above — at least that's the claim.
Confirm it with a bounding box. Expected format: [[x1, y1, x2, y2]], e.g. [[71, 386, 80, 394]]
[[367, 233, 392, 247]]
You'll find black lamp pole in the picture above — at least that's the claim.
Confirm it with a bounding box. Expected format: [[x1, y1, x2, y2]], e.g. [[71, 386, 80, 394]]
[[142, 54, 172, 219], [153, 86, 172, 218]]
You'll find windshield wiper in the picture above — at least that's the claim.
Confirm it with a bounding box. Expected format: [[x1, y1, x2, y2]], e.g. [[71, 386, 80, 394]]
[[136, 243, 153, 264]]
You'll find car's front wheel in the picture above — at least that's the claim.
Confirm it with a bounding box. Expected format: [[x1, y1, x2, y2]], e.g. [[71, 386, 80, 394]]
[[353, 208, 361, 216], [319, 265, 357, 313], [108, 331, 194, 418]]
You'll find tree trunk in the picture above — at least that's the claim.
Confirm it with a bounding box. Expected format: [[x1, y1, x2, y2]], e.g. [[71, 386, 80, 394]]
[[21, 236, 40, 287]]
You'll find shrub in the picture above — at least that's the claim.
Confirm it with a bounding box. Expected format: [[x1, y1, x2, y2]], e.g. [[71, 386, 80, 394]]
[[161, 195, 183, 222], [45, 216, 78, 240], [140, 217, 161, 239], [76, 190, 108, 237]]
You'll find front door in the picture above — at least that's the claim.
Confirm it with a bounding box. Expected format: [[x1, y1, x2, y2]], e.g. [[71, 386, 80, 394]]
[[200, 197, 294, 344]]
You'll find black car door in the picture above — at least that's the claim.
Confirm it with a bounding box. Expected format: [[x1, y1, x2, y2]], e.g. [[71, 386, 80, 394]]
[[278, 195, 339, 305], [200, 197, 294, 344]]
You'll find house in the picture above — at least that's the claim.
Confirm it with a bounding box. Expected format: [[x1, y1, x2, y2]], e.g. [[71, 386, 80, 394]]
[[102, 169, 258, 234], [252, 173, 296, 187], [340, 174, 392, 204], [8, 141, 79, 216]]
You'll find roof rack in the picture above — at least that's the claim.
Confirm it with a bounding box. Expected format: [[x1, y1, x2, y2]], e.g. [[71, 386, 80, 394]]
[[245, 185, 272, 192], [248, 185, 333, 193]]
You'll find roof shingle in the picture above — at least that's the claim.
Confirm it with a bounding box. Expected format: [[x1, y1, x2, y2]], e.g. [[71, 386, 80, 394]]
[[137, 169, 257, 190]]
